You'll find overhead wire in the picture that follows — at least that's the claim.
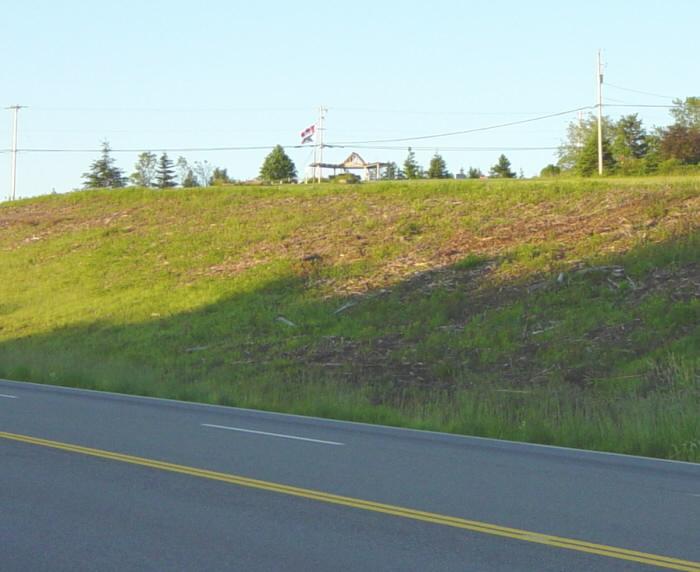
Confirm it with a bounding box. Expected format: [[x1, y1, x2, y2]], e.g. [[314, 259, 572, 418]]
[[603, 82, 676, 100], [327, 106, 594, 145], [0, 102, 680, 156]]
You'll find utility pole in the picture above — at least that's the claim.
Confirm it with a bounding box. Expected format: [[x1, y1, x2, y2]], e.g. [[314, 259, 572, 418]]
[[6, 105, 26, 201], [596, 50, 604, 176], [316, 105, 327, 183]]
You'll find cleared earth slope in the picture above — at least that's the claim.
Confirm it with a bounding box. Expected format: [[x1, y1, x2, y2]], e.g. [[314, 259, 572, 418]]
[[1, 178, 698, 459]]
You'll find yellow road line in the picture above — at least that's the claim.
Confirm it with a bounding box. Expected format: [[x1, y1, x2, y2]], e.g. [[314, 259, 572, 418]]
[[2, 430, 699, 571]]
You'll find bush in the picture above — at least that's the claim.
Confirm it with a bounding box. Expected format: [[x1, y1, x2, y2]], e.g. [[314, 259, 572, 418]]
[[331, 173, 361, 184], [539, 164, 561, 177]]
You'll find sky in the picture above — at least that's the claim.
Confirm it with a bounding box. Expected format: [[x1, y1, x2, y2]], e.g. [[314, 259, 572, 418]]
[[1, 0, 699, 199]]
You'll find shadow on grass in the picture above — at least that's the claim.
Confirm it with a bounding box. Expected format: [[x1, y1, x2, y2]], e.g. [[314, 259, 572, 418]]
[[1, 234, 698, 460]]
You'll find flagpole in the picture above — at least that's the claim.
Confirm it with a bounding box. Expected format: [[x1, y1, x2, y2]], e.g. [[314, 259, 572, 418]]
[[317, 106, 326, 183]]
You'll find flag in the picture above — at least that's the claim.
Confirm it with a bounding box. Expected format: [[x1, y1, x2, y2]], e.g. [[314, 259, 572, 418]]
[[300, 124, 315, 144]]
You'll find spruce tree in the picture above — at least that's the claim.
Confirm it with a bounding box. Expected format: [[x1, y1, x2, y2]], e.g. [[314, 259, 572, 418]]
[[259, 145, 297, 182], [575, 131, 614, 176], [181, 169, 199, 188], [403, 147, 420, 179], [427, 153, 449, 178], [612, 114, 648, 161], [155, 153, 176, 188], [82, 142, 126, 189], [489, 154, 516, 178], [211, 167, 233, 185]]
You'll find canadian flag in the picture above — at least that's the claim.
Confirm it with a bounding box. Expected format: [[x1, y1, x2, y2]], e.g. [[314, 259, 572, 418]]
[[300, 124, 315, 144]]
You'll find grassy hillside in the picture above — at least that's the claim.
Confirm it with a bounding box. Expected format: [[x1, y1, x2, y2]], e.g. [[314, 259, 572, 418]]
[[1, 177, 698, 460]]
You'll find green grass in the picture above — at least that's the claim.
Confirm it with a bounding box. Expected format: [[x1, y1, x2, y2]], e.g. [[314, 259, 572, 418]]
[[0, 177, 698, 460]]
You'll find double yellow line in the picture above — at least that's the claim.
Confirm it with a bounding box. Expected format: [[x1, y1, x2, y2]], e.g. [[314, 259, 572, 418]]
[[2, 430, 699, 571]]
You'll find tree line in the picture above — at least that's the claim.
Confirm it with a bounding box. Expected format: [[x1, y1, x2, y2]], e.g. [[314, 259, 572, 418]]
[[82, 144, 297, 189], [544, 96, 700, 176], [82, 144, 236, 189], [81, 96, 698, 188], [380, 149, 516, 180]]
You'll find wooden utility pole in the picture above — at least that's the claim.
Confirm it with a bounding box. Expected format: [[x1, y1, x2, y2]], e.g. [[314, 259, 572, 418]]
[[596, 50, 604, 176], [6, 105, 26, 201]]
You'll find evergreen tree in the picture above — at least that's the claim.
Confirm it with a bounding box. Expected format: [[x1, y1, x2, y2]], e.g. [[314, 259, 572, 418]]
[[130, 151, 157, 188], [211, 167, 233, 185], [403, 147, 420, 179], [181, 169, 199, 188], [612, 114, 648, 162], [427, 153, 450, 178], [575, 131, 615, 176], [467, 167, 483, 179], [489, 154, 516, 178], [259, 145, 297, 182], [82, 141, 126, 189], [155, 153, 177, 188]]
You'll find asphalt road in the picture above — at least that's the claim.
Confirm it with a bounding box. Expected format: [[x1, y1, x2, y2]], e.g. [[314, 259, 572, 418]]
[[1, 379, 698, 571]]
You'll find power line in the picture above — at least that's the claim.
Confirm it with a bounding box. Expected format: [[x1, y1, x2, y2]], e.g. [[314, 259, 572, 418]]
[[603, 82, 676, 100], [0, 144, 306, 154], [603, 103, 677, 109], [0, 102, 680, 157], [23, 106, 314, 113], [327, 105, 593, 145], [0, 105, 589, 155], [329, 144, 559, 152], [331, 107, 573, 116]]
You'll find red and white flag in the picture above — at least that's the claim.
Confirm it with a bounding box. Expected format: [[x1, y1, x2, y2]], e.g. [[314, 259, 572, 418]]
[[300, 124, 315, 144]]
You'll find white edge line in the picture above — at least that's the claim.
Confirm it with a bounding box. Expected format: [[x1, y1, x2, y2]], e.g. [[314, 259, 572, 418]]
[[201, 423, 344, 446], [1, 378, 698, 467], [0, 393, 17, 399]]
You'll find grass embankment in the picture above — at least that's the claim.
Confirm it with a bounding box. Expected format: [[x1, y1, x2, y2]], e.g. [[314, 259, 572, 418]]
[[0, 178, 698, 460]]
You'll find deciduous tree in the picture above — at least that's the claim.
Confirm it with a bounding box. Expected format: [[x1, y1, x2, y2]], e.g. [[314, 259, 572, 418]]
[[193, 160, 214, 187], [539, 164, 561, 177], [558, 114, 614, 171], [659, 125, 700, 164], [259, 145, 297, 182], [382, 162, 398, 180], [670, 97, 700, 129], [130, 151, 157, 188]]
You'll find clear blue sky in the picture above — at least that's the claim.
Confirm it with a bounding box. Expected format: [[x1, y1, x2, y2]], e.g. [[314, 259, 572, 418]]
[[2, 0, 698, 198]]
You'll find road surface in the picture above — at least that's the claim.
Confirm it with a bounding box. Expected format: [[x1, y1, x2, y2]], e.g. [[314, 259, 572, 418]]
[[1, 379, 698, 571]]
